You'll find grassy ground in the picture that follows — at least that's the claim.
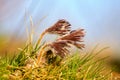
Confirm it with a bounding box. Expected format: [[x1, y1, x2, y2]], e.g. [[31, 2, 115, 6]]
[[0, 19, 118, 80], [0, 46, 111, 80]]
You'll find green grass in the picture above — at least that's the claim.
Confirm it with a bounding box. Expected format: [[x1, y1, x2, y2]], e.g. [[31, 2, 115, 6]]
[[0, 45, 111, 80], [0, 19, 112, 80]]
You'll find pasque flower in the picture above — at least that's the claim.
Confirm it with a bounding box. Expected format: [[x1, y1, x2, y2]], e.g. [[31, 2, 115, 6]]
[[37, 20, 85, 64], [36, 19, 71, 48], [45, 19, 71, 35], [49, 29, 85, 58]]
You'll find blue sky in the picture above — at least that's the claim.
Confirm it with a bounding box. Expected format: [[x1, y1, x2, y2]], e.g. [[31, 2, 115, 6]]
[[0, 0, 120, 49]]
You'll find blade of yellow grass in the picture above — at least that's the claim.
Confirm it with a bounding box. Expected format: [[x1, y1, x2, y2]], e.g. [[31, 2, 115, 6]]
[[33, 16, 47, 50], [30, 16, 34, 44], [37, 43, 48, 65], [83, 65, 92, 80]]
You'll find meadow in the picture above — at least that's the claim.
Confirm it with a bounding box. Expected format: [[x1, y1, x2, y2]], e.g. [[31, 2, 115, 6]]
[[0, 19, 119, 80]]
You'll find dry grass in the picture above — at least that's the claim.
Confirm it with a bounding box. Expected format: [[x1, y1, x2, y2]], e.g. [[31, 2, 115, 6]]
[[0, 19, 115, 80]]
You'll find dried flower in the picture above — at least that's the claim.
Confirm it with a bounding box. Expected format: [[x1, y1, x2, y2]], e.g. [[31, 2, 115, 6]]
[[45, 19, 71, 35], [57, 29, 85, 49], [49, 29, 85, 58], [49, 40, 70, 58], [58, 29, 84, 41], [35, 19, 71, 49]]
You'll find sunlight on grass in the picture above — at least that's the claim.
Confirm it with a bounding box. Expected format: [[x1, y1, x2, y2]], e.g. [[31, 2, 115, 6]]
[[0, 49, 111, 80], [0, 19, 114, 80]]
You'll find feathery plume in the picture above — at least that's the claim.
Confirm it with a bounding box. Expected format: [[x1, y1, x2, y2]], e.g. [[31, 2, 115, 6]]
[[58, 29, 85, 49], [35, 19, 71, 49], [49, 29, 85, 58], [48, 40, 70, 58], [45, 19, 71, 35]]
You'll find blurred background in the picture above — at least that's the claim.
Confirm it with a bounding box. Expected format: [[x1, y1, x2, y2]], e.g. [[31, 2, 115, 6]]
[[0, 0, 120, 55]]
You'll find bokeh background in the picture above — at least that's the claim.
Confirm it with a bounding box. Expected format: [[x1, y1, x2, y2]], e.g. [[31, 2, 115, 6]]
[[0, 0, 120, 54]]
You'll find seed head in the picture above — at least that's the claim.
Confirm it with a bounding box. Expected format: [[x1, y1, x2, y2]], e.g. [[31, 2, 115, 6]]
[[49, 40, 70, 58], [49, 29, 85, 58], [46, 19, 71, 35], [57, 29, 85, 49]]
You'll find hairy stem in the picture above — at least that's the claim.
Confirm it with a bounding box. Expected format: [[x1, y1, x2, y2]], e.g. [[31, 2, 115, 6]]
[[37, 43, 48, 65], [35, 31, 47, 49]]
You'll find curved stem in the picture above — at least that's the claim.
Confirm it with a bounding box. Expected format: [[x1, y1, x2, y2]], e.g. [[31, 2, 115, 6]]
[[35, 31, 47, 49], [37, 43, 48, 65]]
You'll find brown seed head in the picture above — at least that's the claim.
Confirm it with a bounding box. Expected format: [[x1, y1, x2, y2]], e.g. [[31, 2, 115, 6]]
[[58, 29, 84, 42], [57, 29, 85, 49], [49, 29, 85, 58], [46, 19, 71, 35], [49, 40, 70, 58]]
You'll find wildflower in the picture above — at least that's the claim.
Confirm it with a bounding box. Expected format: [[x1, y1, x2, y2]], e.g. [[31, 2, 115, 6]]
[[49, 29, 85, 58], [35, 19, 71, 49], [45, 19, 71, 35], [48, 40, 70, 58], [58, 29, 85, 49]]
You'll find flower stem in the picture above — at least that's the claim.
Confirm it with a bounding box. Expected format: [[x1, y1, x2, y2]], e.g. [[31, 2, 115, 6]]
[[35, 31, 47, 50], [37, 43, 48, 65]]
